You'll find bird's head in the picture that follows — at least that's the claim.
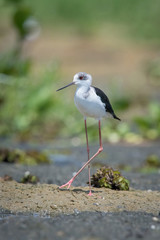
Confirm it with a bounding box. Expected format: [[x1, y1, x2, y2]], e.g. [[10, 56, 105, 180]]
[[73, 72, 92, 86], [56, 72, 92, 91]]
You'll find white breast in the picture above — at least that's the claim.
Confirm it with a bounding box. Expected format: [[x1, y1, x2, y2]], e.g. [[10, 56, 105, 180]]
[[74, 86, 107, 119]]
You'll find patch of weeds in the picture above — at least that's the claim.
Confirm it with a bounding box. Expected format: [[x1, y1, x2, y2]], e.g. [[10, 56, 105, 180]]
[[146, 154, 160, 168], [138, 154, 160, 173], [0, 148, 50, 165], [90, 166, 129, 190], [20, 171, 39, 184], [134, 102, 160, 140]]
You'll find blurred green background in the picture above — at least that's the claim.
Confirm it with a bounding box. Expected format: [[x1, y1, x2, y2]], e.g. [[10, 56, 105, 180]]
[[0, 0, 160, 145]]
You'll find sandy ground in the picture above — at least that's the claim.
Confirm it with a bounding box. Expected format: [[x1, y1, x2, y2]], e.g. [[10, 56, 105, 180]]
[[0, 179, 160, 216]]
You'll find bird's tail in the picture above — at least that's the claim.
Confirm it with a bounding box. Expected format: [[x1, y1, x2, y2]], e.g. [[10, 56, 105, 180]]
[[113, 113, 121, 121]]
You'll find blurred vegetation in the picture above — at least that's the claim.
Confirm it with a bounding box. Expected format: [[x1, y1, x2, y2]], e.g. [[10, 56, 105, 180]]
[[0, 148, 50, 165], [117, 154, 160, 174], [0, 69, 61, 138], [134, 103, 160, 140], [23, 0, 160, 41], [0, 51, 31, 76], [0, 0, 40, 76], [145, 58, 160, 86], [146, 155, 160, 168], [139, 154, 160, 174], [0, 0, 160, 41]]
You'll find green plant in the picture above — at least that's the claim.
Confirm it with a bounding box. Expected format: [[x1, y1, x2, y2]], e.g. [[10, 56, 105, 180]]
[[90, 166, 129, 190], [20, 171, 39, 184]]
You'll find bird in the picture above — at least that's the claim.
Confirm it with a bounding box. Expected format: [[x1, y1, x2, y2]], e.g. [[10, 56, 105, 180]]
[[56, 72, 120, 195]]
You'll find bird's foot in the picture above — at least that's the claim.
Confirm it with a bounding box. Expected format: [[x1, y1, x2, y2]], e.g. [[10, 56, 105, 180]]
[[88, 190, 93, 196], [59, 177, 74, 189]]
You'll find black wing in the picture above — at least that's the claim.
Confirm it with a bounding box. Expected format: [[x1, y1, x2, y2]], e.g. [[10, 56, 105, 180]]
[[93, 86, 121, 121]]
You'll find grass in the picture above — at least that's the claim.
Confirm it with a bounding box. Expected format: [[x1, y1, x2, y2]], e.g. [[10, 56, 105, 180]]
[[22, 0, 160, 41]]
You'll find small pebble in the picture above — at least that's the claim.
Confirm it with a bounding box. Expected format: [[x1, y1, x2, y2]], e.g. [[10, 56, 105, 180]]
[[56, 231, 64, 237], [151, 225, 156, 230], [98, 196, 105, 199], [74, 208, 80, 214], [50, 205, 57, 209], [147, 189, 152, 193], [93, 203, 99, 206], [152, 217, 159, 222]]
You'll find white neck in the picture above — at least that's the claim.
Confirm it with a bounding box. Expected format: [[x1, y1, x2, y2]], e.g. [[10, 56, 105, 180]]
[[76, 84, 90, 93]]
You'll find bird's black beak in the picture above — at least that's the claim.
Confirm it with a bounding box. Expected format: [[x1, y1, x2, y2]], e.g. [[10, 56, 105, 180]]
[[56, 82, 75, 91]]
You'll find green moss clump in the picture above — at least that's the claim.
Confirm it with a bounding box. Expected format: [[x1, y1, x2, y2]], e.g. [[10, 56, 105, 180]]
[[146, 155, 160, 168], [91, 166, 129, 191], [0, 148, 50, 165], [20, 171, 39, 184]]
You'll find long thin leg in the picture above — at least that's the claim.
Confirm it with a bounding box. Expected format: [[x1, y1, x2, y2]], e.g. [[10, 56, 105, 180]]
[[59, 120, 103, 191], [84, 118, 92, 195]]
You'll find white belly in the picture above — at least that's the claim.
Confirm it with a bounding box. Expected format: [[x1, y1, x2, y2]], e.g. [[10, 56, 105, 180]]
[[74, 87, 107, 119]]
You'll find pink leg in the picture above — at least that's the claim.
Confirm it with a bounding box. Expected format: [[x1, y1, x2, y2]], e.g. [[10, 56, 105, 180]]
[[84, 119, 92, 196], [59, 120, 103, 191]]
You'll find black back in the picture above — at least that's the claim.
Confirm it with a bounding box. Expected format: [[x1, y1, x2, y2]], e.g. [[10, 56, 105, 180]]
[[93, 86, 121, 121]]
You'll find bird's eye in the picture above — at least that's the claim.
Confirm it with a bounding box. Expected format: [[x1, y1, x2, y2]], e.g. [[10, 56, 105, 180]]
[[79, 76, 83, 80]]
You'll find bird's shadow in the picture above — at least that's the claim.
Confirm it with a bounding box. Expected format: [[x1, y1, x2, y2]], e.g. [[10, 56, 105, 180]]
[[58, 187, 102, 194], [73, 188, 102, 194]]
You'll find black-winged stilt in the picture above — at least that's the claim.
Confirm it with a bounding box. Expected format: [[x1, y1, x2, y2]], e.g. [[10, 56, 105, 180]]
[[56, 72, 120, 195]]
